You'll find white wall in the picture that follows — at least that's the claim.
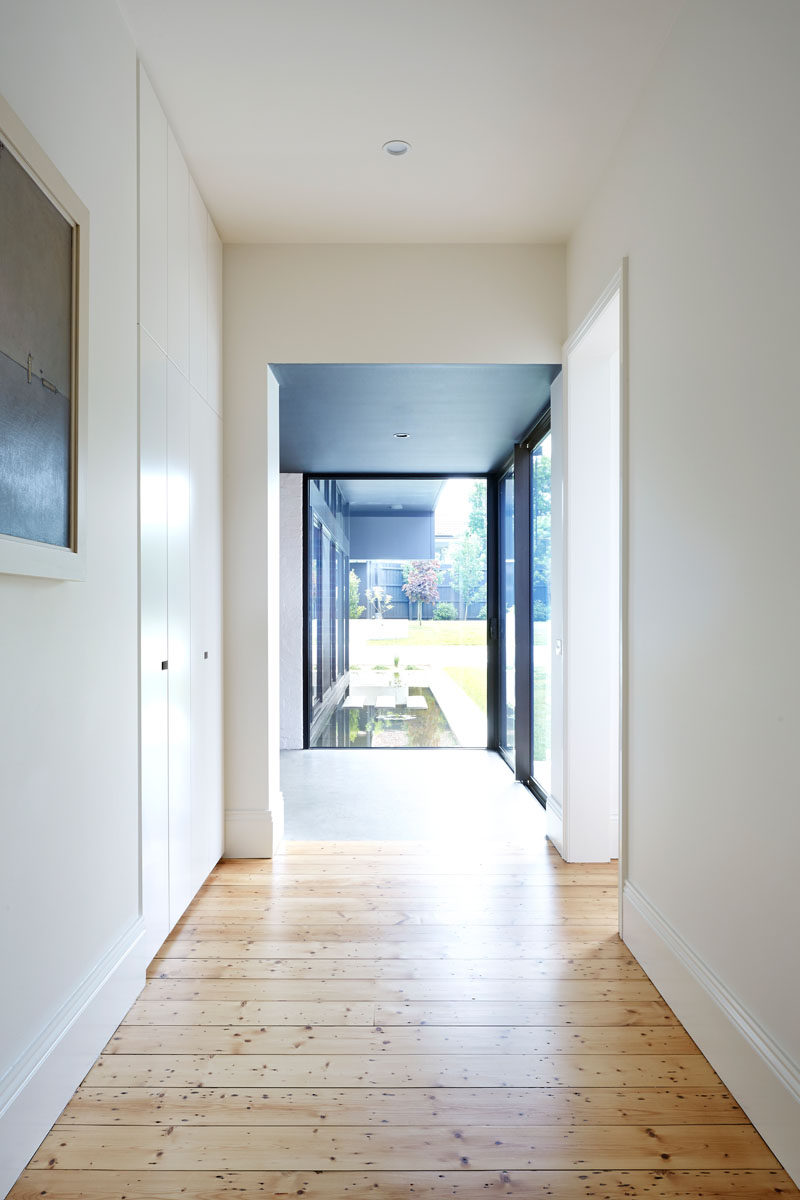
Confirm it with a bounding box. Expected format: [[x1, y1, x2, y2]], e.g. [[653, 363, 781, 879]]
[[0, 2, 141, 1191], [279, 473, 304, 750], [225, 244, 565, 365], [223, 243, 565, 855], [567, 0, 800, 1181]]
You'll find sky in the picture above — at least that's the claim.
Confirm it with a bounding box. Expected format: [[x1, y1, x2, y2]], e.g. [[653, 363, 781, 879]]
[[435, 477, 483, 538]]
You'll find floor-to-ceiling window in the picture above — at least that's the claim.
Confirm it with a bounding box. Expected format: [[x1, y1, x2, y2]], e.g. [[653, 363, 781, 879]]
[[498, 467, 515, 763], [308, 476, 488, 749], [530, 427, 552, 795], [307, 479, 350, 740]]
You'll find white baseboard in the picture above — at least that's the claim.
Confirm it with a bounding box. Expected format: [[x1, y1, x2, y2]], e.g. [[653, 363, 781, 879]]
[[545, 793, 564, 858], [225, 797, 284, 858], [609, 812, 619, 860], [623, 881, 800, 1186], [0, 916, 145, 1198]]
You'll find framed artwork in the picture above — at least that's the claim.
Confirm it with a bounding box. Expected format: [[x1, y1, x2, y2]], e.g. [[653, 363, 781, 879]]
[[0, 91, 88, 580]]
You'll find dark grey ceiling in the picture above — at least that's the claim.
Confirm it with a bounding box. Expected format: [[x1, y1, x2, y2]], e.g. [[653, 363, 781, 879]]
[[274, 364, 560, 474], [337, 479, 445, 511]]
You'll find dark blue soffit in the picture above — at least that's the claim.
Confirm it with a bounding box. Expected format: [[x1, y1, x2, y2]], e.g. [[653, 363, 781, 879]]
[[274, 363, 560, 475]]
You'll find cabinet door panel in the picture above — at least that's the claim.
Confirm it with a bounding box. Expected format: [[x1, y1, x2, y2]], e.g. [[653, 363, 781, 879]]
[[167, 362, 192, 922], [139, 329, 169, 960], [190, 389, 223, 890], [189, 179, 208, 398], [138, 69, 167, 349], [207, 216, 222, 416], [167, 130, 189, 375]]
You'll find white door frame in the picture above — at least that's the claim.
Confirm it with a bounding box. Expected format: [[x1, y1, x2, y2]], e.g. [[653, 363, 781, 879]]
[[555, 262, 628, 917]]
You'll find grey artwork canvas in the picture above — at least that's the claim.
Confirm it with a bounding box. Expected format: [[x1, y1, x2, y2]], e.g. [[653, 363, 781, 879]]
[[0, 140, 73, 547]]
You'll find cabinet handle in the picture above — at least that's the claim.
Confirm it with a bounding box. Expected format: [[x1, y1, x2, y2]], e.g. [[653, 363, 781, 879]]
[[161, 660, 168, 670], [203, 651, 209, 660]]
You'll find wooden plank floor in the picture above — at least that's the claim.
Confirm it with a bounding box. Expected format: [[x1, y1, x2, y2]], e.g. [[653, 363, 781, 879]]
[[11, 839, 798, 1198]]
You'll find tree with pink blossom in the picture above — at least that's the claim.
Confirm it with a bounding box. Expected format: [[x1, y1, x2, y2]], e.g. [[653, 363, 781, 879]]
[[402, 559, 440, 624]]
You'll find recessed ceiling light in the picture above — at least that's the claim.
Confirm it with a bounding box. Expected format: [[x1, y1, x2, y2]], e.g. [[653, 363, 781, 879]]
[[393, 432, 410, 438], [391, 504, 403, 510], [383, 140, 411, 156]]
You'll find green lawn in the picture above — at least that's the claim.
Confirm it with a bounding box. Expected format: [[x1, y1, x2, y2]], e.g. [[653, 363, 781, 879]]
[[533, 620, 549, 647], [533, 666, 551, 758], [443, 666, 487, 713], [368, 619, 486, 647], [443, 664, 550, 747]]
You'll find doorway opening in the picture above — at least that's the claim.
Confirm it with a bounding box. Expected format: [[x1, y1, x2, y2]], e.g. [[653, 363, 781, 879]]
[[306, 475, 488, 749], [546, 273, 623, 863]]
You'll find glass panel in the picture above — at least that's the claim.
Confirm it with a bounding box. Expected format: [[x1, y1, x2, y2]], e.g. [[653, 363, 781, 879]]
[[338, 549, 347, 676], [311, 518, 322, 706], [321, 529, 332, 695], [531, 432, 552, 793], [310, 476, 487, 749], [329, 534, 337, 685], [499, 469, 515, 757]]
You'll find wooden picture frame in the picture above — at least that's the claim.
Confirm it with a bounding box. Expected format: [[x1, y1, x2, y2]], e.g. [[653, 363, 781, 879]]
[[0, 91, 88, 580]]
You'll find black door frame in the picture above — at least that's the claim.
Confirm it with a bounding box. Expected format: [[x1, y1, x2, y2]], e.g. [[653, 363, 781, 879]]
[[490, 405, 552, 806], [517, 408, 551, 806]]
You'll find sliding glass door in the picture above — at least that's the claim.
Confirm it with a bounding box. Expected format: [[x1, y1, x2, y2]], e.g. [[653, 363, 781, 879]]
[[492, 407, 553, 806], [498, 467, 515, 764], [530, 428, 552, 796], [306, 479, 350, 741]]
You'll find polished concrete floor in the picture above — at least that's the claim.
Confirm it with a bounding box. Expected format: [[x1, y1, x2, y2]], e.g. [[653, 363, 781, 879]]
[[281, 748, 545, 842]]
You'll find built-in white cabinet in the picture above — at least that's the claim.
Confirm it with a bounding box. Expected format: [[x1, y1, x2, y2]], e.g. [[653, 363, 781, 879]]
[[138, 63, 223, 954]]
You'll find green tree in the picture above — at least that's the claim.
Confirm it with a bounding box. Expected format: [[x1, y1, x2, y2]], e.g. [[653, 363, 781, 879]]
[[467, 479, 487, 540], [452, 530, 485, 618], [531, 450, 551, 620], [349, 569, 365, 618], [457, 480, 488, 617]]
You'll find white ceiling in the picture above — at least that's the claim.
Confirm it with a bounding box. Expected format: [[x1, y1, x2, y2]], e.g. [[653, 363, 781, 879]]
[[120, 0, 683, 244]]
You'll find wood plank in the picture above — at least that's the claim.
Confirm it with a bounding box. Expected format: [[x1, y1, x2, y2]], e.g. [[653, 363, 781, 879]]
[[206, 869, 619, 884], [106, 1024, 696, 1056], [372, 1001, 677, 1026], [183, 906, 620, 926], [86, 1052, 721, 1088], [123, 1000, 380, 1026], [208, 859, 618, 871], [210, 853, 618, 867], [167, 921, 627, 941], [156, 939, 631, 960], [125, 998, 676, 1026], [191, 888, 620, 904], [140, 977, 663, 1002], [11, 1169, 799, 1200], [56, 1085, 746, 1127], [201, 881, 619, 898], [147, 956, 652, 981], [201, 881, 620, 896], [30, 1124, 776, 1171]]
